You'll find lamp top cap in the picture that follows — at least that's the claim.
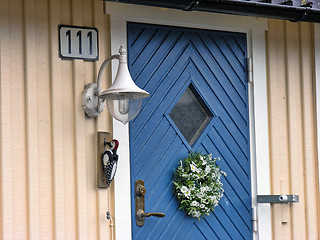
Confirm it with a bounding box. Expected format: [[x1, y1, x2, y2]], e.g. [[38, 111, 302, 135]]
[[98, 44, 150, 100], [119, 45, 126, 55]]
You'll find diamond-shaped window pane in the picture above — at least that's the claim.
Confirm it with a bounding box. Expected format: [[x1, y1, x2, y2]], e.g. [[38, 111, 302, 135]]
[[169, 86, 212, 145]]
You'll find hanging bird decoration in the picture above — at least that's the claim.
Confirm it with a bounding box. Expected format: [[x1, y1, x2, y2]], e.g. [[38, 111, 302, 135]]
[[102, 139, 119, 187]]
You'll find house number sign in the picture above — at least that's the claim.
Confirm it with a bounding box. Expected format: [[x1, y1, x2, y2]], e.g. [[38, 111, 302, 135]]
[[59, 25, 99, 60]]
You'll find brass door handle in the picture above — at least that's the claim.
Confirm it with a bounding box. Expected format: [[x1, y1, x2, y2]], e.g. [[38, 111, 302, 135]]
[[135, 180, 165, 227], [136, 209, 165, 221], [145, 212, 165, 218]]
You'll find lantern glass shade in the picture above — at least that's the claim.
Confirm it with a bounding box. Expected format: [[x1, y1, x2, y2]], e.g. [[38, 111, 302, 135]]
[[106, 95, 142, 124]]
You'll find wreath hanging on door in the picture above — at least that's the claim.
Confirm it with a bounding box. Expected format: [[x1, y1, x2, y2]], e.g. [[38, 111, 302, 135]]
[[173, 152, 226, 220]]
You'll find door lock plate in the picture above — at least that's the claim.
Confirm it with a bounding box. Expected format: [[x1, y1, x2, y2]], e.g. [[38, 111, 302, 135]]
[[135, 180, 146, 227]]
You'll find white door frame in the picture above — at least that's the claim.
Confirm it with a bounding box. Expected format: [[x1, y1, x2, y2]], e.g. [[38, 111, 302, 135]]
[[106, 3, 271, 239], [314, 25, 320, 209]]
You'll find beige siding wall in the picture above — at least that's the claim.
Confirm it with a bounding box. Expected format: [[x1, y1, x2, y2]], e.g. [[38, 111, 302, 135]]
[[1, 1, 320, 239], [0, 0, 114, 239], [266, 19, 320, 239]]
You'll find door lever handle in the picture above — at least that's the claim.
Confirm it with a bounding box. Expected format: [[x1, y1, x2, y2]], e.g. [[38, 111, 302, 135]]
[[136, 209, 165, 221], [144, 212, 165, 218]]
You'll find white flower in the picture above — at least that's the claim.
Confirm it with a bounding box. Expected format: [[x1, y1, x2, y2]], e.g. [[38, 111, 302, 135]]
[[200, 187, 206, 192], [209, 195, 216, 203], [190, 164, 197, 172], [196, 192, 204, 199], [200, 156, 204, 160], [192, 211, 201, 218], [200, 204, 205, 208], [208, 154, 212, 160], [193, 174, 200, 180], [181, 186, 188, 194], [190, 185, 195, 191], [191, 201, 199, 207], [185, 188, 191, 198]]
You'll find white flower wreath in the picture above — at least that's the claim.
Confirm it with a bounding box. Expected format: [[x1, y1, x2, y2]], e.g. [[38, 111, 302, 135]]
[[173, 152, 226, 220]]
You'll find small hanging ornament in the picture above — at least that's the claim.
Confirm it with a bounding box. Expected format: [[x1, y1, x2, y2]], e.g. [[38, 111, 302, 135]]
[[102, 139, 119, 187]]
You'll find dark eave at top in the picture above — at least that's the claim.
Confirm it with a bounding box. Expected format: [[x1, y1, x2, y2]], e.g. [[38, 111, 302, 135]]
[[104, 0, 320, 23]]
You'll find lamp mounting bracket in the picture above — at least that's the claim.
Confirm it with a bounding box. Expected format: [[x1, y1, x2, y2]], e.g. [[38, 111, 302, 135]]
[[82, 83, 105, 118]]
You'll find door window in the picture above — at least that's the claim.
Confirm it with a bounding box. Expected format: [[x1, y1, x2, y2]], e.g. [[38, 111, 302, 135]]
[[169, 85, 213, 145]]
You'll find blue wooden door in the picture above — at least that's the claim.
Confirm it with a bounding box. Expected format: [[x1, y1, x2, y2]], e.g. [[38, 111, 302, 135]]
[[128, 23, 252, 240]]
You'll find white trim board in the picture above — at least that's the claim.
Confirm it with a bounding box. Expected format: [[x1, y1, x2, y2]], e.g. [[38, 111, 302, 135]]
[[106, 3, 271, 240], [314, 24, 320, 220]]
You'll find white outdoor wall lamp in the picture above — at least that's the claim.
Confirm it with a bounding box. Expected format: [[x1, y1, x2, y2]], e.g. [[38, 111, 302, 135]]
[[82, 45, 150, 124]]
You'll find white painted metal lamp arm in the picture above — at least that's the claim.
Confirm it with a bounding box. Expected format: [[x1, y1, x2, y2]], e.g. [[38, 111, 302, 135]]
[[96, 53, 120, 95]]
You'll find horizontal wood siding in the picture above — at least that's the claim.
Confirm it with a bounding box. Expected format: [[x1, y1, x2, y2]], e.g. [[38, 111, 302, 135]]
[[0, 0, 113, 239], [266, 19, 320, 240]]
